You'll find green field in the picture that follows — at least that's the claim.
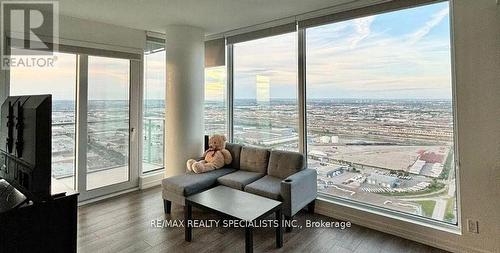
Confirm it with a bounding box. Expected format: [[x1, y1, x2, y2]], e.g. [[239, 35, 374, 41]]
[[444, 198, 456, 223], [414, 200, 436, 217], [439, 148, 454, 179]]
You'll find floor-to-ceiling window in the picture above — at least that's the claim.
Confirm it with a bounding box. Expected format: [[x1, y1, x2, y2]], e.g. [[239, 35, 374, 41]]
[[305, 1, 456, 224], [143, 38, 165, 173], [10, 51, 78, 190], [233, 32, 299, 151], [204, 66, 227, 136]]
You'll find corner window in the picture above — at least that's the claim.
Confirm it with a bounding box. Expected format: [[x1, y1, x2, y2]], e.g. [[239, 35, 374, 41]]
[[204, 66, 227, 136], [143, 38, 166, 173], [233, 32, 299, 151], [305, 2, 457, 224]]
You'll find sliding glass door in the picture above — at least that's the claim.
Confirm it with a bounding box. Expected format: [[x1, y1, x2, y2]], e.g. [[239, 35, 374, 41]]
[[9, 49, 141, 200]]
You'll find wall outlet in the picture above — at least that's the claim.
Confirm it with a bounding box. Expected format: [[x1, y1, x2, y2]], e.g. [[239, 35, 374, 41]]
[[467, 219, 479, 234]]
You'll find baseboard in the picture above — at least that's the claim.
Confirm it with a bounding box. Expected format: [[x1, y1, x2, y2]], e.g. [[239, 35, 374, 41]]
[[78, 187, 139, 206], [139, 172, 164, 190], [314, 198, 489, 253]]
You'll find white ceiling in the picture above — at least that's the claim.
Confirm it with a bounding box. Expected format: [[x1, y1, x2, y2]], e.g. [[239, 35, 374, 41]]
[[56, 0, 351, 35]]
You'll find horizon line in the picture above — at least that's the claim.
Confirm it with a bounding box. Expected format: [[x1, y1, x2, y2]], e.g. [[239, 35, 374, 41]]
[[47, 98, 453, 101]]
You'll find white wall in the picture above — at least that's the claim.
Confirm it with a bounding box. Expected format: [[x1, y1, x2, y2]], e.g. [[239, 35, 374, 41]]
[[164, 25, 205, 177], [56, 15, 145, 53], [453, 0, 500, 250], [316, 1, 500, 252], [6, 14, 146, 54]]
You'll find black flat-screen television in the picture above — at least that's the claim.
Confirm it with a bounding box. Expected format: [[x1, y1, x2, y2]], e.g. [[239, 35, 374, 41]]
[[0, 95, 52, 202]]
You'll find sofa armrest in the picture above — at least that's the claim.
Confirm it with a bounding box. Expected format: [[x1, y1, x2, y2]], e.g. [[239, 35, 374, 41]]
[[280, 169, 318, 217]]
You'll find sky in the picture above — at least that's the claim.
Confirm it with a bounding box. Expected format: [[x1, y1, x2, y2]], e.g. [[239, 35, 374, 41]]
[[228, 1, 452, 100], [10, 2, 452, 101], [88, 56, 129, 100], [10, 51, 77, 100], [144, 50, 166, 100], [10, 52, 130, 101]]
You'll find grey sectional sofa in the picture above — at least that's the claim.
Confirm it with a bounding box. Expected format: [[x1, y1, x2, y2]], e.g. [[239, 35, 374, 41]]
[[162, 143, 317, 227]]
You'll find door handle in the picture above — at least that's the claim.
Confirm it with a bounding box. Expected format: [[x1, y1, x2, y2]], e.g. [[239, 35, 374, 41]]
[[130, 127, 136, 140]]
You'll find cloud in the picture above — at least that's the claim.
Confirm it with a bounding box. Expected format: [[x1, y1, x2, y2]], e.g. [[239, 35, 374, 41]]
[[233, 32, 298, 99], [205, 67, 226, 101], [229, 2, 452, 100], [350, 16, 375, 48], [407, 7, 449, 44]]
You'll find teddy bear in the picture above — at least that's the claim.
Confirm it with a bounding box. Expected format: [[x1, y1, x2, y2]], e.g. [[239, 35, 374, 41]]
[[186, 134, 232, 174]]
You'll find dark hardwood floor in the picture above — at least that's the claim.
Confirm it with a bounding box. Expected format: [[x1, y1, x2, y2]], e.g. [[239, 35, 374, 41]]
[[77, 186, 448, 253]]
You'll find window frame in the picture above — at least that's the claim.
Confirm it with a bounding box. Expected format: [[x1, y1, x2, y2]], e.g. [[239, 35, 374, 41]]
[[141, 37, 166, 175]]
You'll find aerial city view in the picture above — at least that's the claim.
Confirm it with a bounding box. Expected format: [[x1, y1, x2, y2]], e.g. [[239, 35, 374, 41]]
[[51, 100, 132, 178], [51, 99, 165, 178], [205, 98, 456, 224]]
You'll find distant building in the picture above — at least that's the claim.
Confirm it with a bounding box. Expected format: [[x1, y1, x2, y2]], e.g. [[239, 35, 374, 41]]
[[317, 135, 339, 144], [409, 159, 426, 174], [367, 174, 399, 188], [331, 136, 339, 143], [319, 136, 331, 143], [430, 163, 444, 177], [309, 150, 327, 158], [326, 167, 344, 177]]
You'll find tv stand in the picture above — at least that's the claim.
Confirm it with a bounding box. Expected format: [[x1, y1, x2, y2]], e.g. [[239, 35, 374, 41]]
[[0, 179, 78, 253]]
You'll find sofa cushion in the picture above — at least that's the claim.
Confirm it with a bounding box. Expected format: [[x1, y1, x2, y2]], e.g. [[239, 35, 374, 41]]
[[225, 143, 242, 169], [217, 171, 264, 190], [267, 150, 305, 179], [162, 168, 236, 196], [240, 146, 270, 173], [244, 175, 282, 200]]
